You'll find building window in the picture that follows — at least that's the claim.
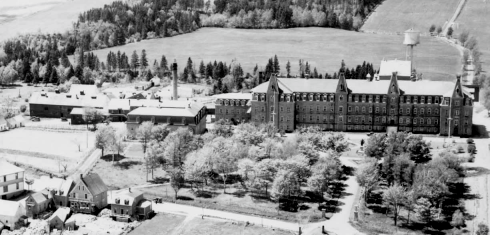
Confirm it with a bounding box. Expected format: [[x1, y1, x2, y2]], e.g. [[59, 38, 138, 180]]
[[339, 106, 343, 112], [323, 106, 327, 112], [219, 109, 223, 114], [85, 194, 88, 199], [390, 109, 394, 115], [375, 96, 380, 103], [287, 107, 291, 113], [375, 117, 380, 123], [382, 117, 386, 123], [280, 107, 284, 112], [16, 183, 19, 190], [375, 107, 379, 113], [414, 118, 417, 124], [369, 96, 373, 102], [420, 108, 424, 115], [427, 119, 431, 125], [362, 107, 366, 113], [455, 101, 460, 106], [382, 107, 386, 114], [383, 96, 387, 103], [399, 108, 403, 115], [309, 116, 313, 121], [355, 106, 359, 113], [455, 109, 460, 116], [391, 97, 395, 103], [428, 97, 432, 104], [369, 107, 373, 113], [348, 106, 352, 112], [435, 97, 439, 104], [280, 117, 284, 122], [261, 107, 265, 112], [339, 95, 343, 101], [348, 117, 352, 123], [465, 110, 469, 116], [400, 118, 404, 124], [225, 109, 228, 115], [339, 116, 343, 122], [414, 97, 418, 103], [420, 119, 424, 124], [414, 108, 417, 115], [316, 106, 320, 112], [428, 109, 431, 115]]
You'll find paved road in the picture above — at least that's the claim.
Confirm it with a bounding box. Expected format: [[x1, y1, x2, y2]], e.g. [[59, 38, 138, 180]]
[[442, 0, 467, 35], [70, 147, 101, 179]]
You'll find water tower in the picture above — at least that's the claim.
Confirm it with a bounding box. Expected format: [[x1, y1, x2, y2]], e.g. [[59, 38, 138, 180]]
[[403, 28, 420, 73]]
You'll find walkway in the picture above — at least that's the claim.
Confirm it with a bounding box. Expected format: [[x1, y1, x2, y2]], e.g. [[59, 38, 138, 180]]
[[442, 0, 467, 36]]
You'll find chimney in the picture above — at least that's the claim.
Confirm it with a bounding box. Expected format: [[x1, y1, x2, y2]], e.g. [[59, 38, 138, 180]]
[[80, 174, 83, 179], [172, 60, 178, 101], [129, 188, 131, 193]]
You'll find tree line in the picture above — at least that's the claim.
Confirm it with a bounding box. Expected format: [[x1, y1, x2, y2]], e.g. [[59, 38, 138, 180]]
[[203, 0, 383, 30]]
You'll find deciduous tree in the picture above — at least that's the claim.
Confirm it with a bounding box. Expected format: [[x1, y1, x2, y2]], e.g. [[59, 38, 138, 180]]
[[383, 184, 406, 226]]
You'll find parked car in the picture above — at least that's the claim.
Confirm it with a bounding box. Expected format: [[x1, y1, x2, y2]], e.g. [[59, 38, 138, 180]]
[[61, 117, 68, 122], [153, 197, 163, 204], [30, 116, 40, 122]]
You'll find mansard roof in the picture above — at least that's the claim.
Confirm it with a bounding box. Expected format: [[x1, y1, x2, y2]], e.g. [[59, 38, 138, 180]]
[[252, 77, 470, 97]]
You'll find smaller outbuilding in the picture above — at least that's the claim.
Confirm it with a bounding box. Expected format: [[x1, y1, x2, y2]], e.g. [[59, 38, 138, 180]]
[[25, 191, 50, 218], [47, 207, 71, 230]]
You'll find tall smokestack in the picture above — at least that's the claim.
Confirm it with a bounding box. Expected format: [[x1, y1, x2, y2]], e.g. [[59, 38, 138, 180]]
[[172, 60, 178, 100]]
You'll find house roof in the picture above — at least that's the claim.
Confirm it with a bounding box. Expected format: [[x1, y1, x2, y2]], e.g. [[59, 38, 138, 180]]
[[379, 60, 411, 77], [48, 207, 70, 222], [108, 189, 143, 206], [212, 93, 252, 100], [108, 99, 131, 110], [0, 160, 24, 176], [32, 176, 74, 197], [30, 92, 110, 108], [252, 77, 464, 97], [127, 101, 204, 117], [80, 173, 108, 196], [69, 84, 98, 96], [0, 200, 23, 217], [129, 99, 161, 108], [12, 115, 24, 122], [30, 192, 48, 204]]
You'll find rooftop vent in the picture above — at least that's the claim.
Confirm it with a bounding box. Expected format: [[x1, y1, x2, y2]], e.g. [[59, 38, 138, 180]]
[[80, 91, 85, 95], [66, 94, 72, 98], [91, 96, 97, 99]]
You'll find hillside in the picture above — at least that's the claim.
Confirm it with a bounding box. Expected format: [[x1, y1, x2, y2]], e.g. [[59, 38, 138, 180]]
[[453, 0, 490, 73], [361, 0, 461, 34], [83, 27, 461, 81]]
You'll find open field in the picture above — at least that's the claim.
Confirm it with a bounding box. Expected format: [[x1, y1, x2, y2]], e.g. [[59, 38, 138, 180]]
[[0, 0, 66, 25], [454, 0, 490, 73], [0, 0, 118, 42], [0, 129, 94, 159], [85, 27, 461, 81], [131, 213, 292, 235], [361, 0, 461, 35]]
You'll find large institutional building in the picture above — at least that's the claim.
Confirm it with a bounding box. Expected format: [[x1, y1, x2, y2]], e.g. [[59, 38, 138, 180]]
[[248, 73, 473, 136]]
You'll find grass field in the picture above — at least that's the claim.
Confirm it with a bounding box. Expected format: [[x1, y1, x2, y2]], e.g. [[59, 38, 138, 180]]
[[131, 213, 292, 235], [454, 0, 490, 73], [0, 0, 118, 42], [86, 27, 461, 81], [361, 0, 461, 35]]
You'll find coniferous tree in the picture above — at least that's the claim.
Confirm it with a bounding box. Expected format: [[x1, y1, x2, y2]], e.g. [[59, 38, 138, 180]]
[[74, 65, 83, 80], [131, 50, 139, 71], [160, 55, 168, 73], [140, 49, 148, 69], [199, 60, 205, 76], [50, 69, 59, 84], [66, 66, 75, 80], [273, 55, 280, 73], [44, 63, 53, 84], [286, 60, 291, 77]]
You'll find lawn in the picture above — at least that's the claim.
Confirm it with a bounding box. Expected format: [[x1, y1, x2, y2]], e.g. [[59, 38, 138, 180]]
[[131, 213, 293, 235], [361, 0, 461, 35], [138, 177, 349, 223], [0, 0, 119, 42], [84, 27, 461, 82], [453, 0, 490, 74], [89, 151, 168, 190]]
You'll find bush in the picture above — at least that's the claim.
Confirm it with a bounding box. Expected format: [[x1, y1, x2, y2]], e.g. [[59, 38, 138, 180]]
[[457, 146, 465, 153], [429, 24, 436, 33], [437, 26, 443, 34], [477, 222, 489, 235], [20, 105, 26, 113], [25, 98, 29, 102], [468, 144, 476, 154], [467, 138, 474, 144]]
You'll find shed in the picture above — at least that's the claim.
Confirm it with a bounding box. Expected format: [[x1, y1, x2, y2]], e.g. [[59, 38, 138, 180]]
[[48, 207, 70, 230]]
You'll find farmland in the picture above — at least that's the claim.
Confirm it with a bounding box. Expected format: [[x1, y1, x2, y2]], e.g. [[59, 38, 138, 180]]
[[0, 0, 118, 42], [361, 0, 461, 35], [453, 0, 490, 73], [0, 128, 95, 175], [87, 27, 461, 81]]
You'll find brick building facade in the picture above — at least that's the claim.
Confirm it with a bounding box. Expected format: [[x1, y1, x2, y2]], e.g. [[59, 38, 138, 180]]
[[214, 93, 252, 124], [249, 73, 473, 136]]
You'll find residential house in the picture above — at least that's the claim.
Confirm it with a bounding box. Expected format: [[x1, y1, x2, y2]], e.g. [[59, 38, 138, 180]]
[[5, 115, 25, 129], [0, 200, 25, 231], [108, 188, 153, 222], [25, 190, 50, 218], [68, 173, 108, 214], [126, 101, 207, 135], [0, 161, 24, 200], [32, 175, 74, 208], [0, 116, 7, 131], [47, 207, 70, 230]]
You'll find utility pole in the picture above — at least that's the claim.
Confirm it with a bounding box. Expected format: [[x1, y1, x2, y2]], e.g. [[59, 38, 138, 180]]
[[448, 97, 452, 139]]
